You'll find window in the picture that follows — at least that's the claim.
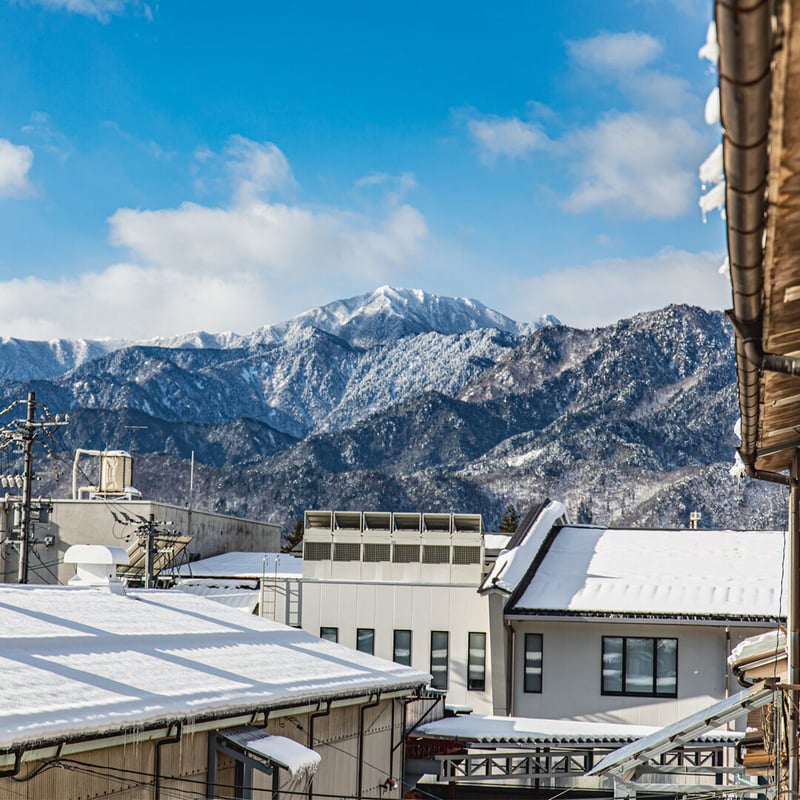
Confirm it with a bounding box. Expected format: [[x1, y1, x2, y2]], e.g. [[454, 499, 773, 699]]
[[393, 629, 412, 665], [320, 627, 338, 643], [524, 633, 543, 693], [602, 636, 677, 697], [357, 628, 375, 655], [468, 632, 486, 691], [430, 631, 449, 689]]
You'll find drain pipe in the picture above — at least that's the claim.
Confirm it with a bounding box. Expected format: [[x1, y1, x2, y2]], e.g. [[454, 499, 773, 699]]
[[357, 692, 382, 798], [788, 451, 800, 800], [307, 700, 331, 800], [153, 721, 182, 800]]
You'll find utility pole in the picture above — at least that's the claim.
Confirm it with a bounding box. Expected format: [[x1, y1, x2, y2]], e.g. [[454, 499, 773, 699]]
[[17, 393, 35, 584], [0, 391, 69, 584]]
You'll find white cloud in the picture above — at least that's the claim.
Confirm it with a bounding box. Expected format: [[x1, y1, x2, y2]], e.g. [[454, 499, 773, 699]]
[[0, 139, 34, 196], [355, 171, 417, 205], [225, 136, 296, 203], [18, 0, 150, 22], [0, 139, 428, 339], [108, 200, 426, 279], [467, 116, 548, 164], [507, 249, 728, 328], [567, 32, 662, 73], [561, 113, 705, 218]]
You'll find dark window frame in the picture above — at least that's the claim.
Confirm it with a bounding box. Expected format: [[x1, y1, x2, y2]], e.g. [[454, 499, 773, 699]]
[[430, 630, 449, 690], [393, 629, 412, 666], [357, 627, 375, 655], [523, 633, 543, 693], [319, 626, 338, 643], [467, 631, 486, 692], [601, 636, 678, 698]]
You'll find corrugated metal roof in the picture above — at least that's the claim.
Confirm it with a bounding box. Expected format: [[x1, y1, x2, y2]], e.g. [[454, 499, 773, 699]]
[[410, 714, 741, 747], [0, 585, 428, 751]]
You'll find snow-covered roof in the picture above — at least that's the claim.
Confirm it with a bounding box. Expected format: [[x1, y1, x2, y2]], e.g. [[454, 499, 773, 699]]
[[177, 551, 302, 579], [728, 628, 785, 668], [171, 583, 260, 613], [509, 526, 785, 620], [0, 585, 428, 750], [410, 714, 740, 746], [482, 533, 512, 553], [480, 500, 567, 595]]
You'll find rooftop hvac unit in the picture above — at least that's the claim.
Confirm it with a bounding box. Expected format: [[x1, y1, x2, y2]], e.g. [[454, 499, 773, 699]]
[[100, 451, 134, 494]]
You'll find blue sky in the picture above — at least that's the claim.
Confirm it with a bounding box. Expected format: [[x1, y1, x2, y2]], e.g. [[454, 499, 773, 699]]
[[0, 0, 726, 340]]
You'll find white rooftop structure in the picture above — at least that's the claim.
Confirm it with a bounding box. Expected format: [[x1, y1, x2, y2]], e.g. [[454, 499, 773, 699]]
[[505, 525, 785, 621], [177, 551, 302, 580], [0, 584, 429, 752]]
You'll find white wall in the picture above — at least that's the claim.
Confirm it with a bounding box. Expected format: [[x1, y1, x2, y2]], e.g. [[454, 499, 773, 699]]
[[510, 619, 770, 727], [302, 579, 493, 714]]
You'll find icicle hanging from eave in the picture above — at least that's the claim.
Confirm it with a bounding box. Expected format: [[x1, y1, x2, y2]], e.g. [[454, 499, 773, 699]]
[[698, 21, 720, 66]]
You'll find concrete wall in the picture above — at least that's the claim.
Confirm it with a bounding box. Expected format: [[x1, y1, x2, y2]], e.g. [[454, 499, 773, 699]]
[[302, 578, 493, 714], [510, 618, 771, 727], [0, 499, 280, 585]]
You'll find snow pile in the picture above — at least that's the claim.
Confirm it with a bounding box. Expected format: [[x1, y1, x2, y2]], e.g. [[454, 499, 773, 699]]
[[177, 551, 302, 579], [246, 734, 321, 780]]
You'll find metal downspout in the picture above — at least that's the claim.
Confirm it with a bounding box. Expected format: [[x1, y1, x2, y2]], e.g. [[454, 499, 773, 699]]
[[357, 692, 382, 798], [307, 700, 331, 800], [505, 619, 516, 717], [154, 721, 182, 800], [788, 450, 800, 799]]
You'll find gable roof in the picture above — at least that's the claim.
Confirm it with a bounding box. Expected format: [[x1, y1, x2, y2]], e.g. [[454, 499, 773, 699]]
[[0, 585, 428, 752], [479, 499, 566, 596], [506, 525, 785, 621]]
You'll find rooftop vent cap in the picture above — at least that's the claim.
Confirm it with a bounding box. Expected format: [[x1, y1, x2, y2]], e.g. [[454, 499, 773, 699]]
[[64, 544, 129, 595]]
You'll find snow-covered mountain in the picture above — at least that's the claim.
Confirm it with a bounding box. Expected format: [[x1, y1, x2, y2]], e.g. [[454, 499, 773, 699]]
[[0, 290, 785, 534]]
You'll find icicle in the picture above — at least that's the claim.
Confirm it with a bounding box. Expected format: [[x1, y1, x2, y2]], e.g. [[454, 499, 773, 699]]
[[699, 143, 724, 186], [698, 21, 719, 66], [718, 256, 730, 276], [699, 182, 725, 222], [729, 450, 746, 479], [705, 87, 720, 125]]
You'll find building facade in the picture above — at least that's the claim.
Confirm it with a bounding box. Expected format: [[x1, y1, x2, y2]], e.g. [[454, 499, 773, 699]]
[[301, 510, 496, 714]]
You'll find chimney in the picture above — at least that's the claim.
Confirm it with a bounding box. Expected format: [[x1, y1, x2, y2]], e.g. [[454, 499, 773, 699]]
[[64, 544, 129, 594]]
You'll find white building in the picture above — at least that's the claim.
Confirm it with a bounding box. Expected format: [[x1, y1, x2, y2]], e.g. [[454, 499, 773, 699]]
[[301, 510, 499, 714], [0, 545, 435, 800], [481, 500, 785, 727]]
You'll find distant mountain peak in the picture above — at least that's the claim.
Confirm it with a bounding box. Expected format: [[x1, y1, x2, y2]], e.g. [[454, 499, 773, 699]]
[[245, 286, 555, 349]]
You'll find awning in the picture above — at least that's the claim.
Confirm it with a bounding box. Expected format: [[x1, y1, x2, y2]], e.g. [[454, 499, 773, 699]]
[[589, 683, 774, 779], [219, 726, 321, 780], [410, 714, 741, 747]]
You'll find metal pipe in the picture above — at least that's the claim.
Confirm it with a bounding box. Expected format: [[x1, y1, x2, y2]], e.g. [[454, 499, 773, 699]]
[[307, 700, 331, 800], [154, 721, 182, 800], [788, 450, 800, 800], [357, 692, 382, 798]]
